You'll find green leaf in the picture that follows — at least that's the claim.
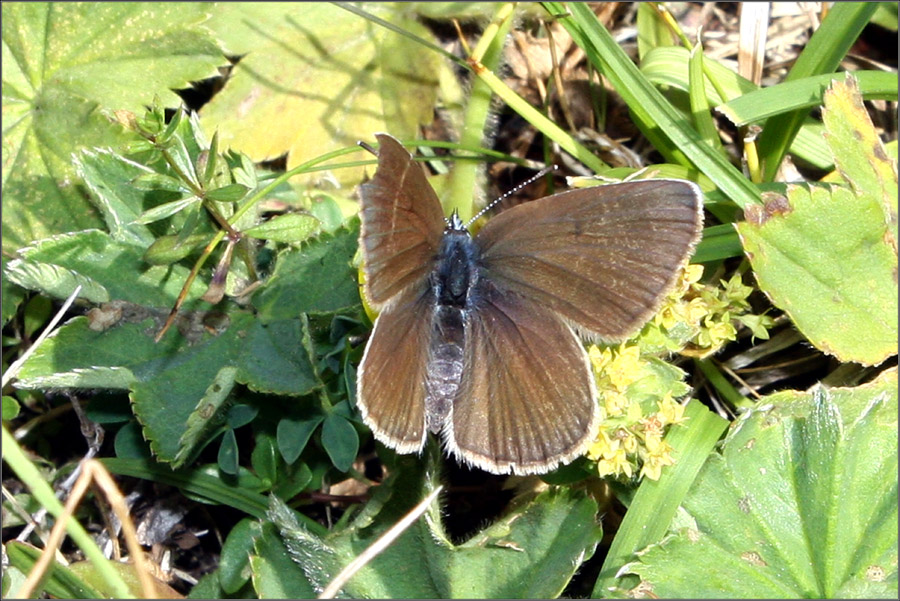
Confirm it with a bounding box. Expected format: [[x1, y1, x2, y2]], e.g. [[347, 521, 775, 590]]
[[321, 413, 358, 472], [277, 414, 325, 465], [134, 195, 201, 225], [174, 366, 237, 467], [756, 2, 877, 181], [2, 395, 21, 421], [243, 213, 321, 243], [624, 368, 898, 599], [5, 230, 209, 306], [218, 518, 262, 594], [1, 3, 226, 252], [113, 421, 153, 460], [737, 184, 897, 366], [73, 149, 158, 247], [716, 70, 898, 127], [594, 400, 729, 595], [267, 465, 602, 598], [252, 225, 361, 321], [250, 521, 318, 599], [218, 428, 240, 475], [640, 45, 835, 171], [821, 73, 898, 251], [236, 319, 321, 396], [142, 232, 210, 266], [206, 183, 250, 203], [200, 3, 440, 187]]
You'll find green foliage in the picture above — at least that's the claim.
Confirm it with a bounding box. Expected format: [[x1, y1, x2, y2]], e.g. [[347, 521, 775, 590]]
[[2, 3, 897, 600], [624, 368, 898, 598]]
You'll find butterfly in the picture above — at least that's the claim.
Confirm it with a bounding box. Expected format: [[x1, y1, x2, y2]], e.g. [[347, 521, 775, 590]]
[[356, 133, 702, 475]]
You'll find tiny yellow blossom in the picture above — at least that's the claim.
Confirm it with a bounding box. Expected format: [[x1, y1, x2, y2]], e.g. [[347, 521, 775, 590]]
[[657, 393, 687, 426]]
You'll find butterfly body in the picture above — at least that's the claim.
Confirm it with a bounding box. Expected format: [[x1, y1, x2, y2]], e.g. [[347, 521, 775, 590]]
[[357, 133, 703, 475]]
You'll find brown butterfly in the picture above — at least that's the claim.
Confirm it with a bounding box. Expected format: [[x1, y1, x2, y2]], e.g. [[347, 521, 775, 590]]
[[356, 134, 702, 475]]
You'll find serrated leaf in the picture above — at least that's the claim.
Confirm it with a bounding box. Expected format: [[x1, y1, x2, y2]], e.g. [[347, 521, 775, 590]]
[[243, 213, 321, 243], [737, 185, 897, 365], [200, 3, 440, 186], [6, 230, 208, 306], [821, 73, 898, 251], [73, 149, 158, 246], [625, 368, 898, 599], [252, 225, 361, 321], [236, 319, 321, 396], [1, 3, 226, 252], [174, 365, 237, 468], [268, 468, 603, 599]]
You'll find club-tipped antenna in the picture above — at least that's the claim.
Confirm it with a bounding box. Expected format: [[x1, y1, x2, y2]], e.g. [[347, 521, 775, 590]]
[[464, 164, 557, 228]]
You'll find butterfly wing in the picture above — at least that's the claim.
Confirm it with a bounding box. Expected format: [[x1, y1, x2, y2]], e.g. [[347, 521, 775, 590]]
[[445, 284, 600, 475], [476, 180, 703, 341], [358, 133, 445, 308], [357, 285, 435, 453]]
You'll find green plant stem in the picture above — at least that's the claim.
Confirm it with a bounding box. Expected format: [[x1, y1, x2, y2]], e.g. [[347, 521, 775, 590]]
[[694, 358, 753, 410], [446, 3, 515, 222], [1, 426, 134, 599]]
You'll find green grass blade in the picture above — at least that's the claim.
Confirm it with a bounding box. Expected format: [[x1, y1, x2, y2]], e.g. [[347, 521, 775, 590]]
[[757, 2, 877, 180], [544, 2, 760, 209], [719, 70, 898, 126]]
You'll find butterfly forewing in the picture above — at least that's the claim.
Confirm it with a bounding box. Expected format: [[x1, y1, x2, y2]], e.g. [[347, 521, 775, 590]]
[[476, 180, 702, 341], [357, 285, 435, 452], [446, 284, 600, 475], [358, 134, 445, 308]]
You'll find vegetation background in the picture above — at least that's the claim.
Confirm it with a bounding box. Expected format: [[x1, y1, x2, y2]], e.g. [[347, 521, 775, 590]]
[[2, 2, 897, 599]]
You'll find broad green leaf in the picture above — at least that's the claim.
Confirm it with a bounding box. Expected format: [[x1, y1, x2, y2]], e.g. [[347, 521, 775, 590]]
[[267, 459, 602, 598], [1, 3, 226, 252], [5, 230, 209, 306], [1, 257, 25, 326], [737, 183, 897, 366], [15, 309, 321, 463], [113, 421, 153, 460], [252, 225, 361, 322], [200, 3, 441, 186], [73, 149, 157, 247], [821, 73, 898, 251], [236, 319, 321, 396], [67, 560, 182, 599], [2, 396, 21, 421], [624, 368, 898, 599]]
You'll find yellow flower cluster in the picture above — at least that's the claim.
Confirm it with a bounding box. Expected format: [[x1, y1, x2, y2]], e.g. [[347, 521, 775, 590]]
[[586, 345, 688, 481], [643, 265, 774, 358], [585, 264, 772, 481]]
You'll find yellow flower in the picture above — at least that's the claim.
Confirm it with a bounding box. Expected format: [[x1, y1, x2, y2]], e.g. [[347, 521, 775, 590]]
[[657, 393, 687, 426]]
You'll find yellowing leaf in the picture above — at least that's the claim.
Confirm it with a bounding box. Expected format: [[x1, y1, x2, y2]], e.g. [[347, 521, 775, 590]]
[[201, 3, 441, 186]]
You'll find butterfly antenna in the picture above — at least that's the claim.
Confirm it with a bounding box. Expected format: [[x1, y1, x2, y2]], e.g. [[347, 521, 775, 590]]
[[465, 164, 557, 228]]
